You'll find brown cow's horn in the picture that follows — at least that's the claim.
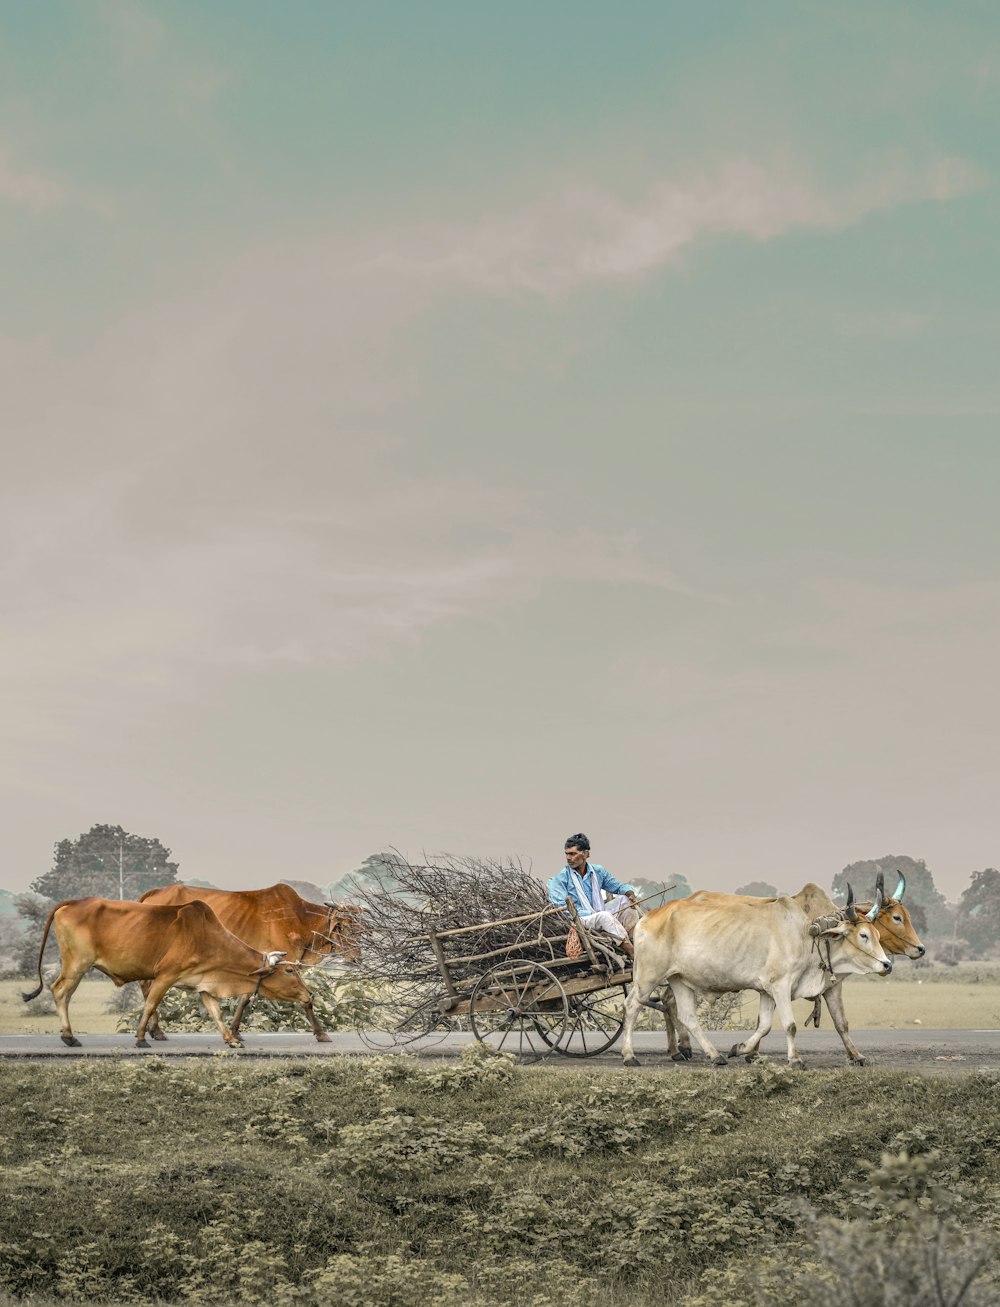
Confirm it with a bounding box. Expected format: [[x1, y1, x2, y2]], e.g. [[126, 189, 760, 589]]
[[865, 887, 882, 922], [894, 871, 906, 901], [875, 871, 885, 899], [845, 883, 858, 923]]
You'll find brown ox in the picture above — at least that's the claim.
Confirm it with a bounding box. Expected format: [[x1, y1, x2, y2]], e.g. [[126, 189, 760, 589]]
[[22, 897, 314, 1048], [138, 883, 363, 1042], [660, 871, 924, 1066]]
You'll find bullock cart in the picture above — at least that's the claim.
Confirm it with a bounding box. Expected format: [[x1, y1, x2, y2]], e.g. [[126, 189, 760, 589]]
[[395, 897, 636, 1062]]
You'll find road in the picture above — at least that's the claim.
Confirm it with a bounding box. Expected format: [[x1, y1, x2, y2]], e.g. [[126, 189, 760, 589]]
[[2, 1028, 999, 1074]]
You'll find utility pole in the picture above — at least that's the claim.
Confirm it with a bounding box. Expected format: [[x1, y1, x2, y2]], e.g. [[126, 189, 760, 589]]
[[118, 835, 124, 900]]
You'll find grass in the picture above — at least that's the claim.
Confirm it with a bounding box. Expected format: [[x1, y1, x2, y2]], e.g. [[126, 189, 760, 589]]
[[1, 1050, 999, 1305]]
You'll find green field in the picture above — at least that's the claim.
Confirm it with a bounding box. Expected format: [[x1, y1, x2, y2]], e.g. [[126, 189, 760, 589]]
[[1, 1051, 999, 1306]]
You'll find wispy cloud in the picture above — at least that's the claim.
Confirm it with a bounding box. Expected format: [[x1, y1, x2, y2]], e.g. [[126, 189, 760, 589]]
[[0, 142, 113, 215], [387, 154, 983, 296]]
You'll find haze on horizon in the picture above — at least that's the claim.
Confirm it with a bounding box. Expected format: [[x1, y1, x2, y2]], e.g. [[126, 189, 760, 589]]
[[2, 3, 998, 902]]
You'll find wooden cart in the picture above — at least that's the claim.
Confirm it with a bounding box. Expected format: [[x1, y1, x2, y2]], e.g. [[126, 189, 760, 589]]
[[405, 896, 636, 1062]]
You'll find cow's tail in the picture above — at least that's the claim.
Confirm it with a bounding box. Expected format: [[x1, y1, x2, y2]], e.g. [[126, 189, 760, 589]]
[[21, 902, 66, 1001]]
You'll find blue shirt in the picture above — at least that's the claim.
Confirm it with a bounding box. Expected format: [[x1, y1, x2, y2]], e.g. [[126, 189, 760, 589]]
[[547, 862, 635, 917]]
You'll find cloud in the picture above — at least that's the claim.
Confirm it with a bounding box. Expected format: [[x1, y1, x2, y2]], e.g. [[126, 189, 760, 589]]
[[0, 142, 113, 216], [386, 154, 983, 296]]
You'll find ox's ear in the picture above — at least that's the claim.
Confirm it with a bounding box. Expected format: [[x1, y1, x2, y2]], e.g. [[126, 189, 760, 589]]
[[815, 920, 850, 940], [893, 870, 906, 902], [844, 883, 858, 924], [865, 887, 883, 923]]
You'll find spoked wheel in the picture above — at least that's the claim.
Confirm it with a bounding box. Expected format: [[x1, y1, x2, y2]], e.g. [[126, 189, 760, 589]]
[[468, 961, 568, 1063], [542, 986, 627, 1058]]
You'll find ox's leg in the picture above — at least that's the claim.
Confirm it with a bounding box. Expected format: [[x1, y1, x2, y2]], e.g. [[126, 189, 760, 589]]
[[230, 994, 249, 1038], [136, 977, 176, 1048], [670, 981, 727, 1067], [730, 993, 774, 1061], [823, 981, 865, 1066], [621, 948, 664, 1067], [199, 993, 243, 1048], [139, 980, 168, 1041], [51, 967, 88, 1048], [772, 984, 803, 1067], [668, 989, 694, 1061], [303, 997, 331, 1043]]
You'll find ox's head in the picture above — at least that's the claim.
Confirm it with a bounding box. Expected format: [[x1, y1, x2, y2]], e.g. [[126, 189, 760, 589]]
[[812, 884, 892, 978], [254, 951, 313, 1004], [870, 870, 925, 960], [325, 902, 365, 964]]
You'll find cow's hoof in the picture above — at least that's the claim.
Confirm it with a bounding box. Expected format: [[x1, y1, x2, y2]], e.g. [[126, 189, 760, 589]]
[[150, 1028, 168, 1042], [744, 1053, 759, 1064], [135, 1038, 149, 1048], [679, 1046, 694, 1061], [728, 1043, 745, 1058], [60, 1034, 81, 1048], [670, 1051, 688, 1063], [850, 1056, 866, 1067], [789, 1058, 805, 1070], [623, 1056, 641, 1069], [711, 1055, 728, 1068], [314, 1032, 332, 1044]]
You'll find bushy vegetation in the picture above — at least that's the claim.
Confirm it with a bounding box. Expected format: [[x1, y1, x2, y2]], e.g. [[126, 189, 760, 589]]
[[1, 1051, 999, 1305]]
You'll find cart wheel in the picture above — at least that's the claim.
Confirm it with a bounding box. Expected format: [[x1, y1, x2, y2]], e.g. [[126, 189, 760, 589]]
[[542, 987, 627, 1058], [468, 961, 568, 1063]]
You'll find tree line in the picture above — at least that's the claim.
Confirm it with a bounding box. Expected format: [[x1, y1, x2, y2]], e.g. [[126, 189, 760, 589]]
[[5, 825, 1000, 975]]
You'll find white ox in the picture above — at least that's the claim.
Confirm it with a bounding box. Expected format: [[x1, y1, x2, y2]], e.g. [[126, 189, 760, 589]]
[[621, 883, 892, 1069]]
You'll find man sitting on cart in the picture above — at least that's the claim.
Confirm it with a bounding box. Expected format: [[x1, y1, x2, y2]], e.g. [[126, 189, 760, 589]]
[[547, 833, 640, 960]]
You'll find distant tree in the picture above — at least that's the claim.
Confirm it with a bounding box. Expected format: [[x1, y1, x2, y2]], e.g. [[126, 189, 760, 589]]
[[327, 852, 409, 904], [956, 868, 1000, 958], [632, 873, 693, 905], [832, 855, 948, 934], [735, 880, 779, 898], [30, 824, 180, 903], [13, 893, 57, 976]]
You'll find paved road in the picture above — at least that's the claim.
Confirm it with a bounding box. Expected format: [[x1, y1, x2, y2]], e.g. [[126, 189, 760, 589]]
[[2, 1028, 999, 1073]]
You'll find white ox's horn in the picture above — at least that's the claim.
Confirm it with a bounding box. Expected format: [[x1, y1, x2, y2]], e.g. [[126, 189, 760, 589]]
[[865, 887, 883, 922], [893, 871, 906, 901], [265, 950, 287, 967]]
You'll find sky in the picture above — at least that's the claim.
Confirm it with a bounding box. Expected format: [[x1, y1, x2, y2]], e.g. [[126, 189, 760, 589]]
[[2, 2, 998, 901]]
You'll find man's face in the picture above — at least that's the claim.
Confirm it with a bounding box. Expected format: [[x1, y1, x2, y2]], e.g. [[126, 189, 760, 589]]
[[565, 845, 589, 872]]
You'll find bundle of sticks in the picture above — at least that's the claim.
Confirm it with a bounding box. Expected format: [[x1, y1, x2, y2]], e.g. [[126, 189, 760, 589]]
[[352, 853, 571, 992]]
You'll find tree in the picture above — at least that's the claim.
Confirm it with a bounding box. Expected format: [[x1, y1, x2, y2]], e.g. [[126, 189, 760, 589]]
[[956, 868, 1000, 958], [30, 824, 180, 903], [735, 880, 778, 898], [633, 872, 693, 905], [832, 855, 948, 935]]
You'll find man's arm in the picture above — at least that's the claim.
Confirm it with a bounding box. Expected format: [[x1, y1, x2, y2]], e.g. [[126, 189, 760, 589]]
[[595, 865, 637, 900], [547, 870, 570, 910]]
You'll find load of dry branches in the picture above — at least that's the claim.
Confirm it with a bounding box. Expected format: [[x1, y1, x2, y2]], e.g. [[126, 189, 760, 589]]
[[347, 852, 581, 1033]]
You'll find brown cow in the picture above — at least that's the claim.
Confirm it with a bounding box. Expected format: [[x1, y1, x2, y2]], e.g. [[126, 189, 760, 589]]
[[139, 883, 363, 1042], [22, 897, 313, 1048]]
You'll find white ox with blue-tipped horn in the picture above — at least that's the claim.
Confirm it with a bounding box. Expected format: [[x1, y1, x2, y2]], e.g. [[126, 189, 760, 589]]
[[621, 883, 892, 1069]]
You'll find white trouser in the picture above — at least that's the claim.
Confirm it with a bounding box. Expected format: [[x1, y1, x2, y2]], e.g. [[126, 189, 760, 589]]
[[580, 895, 638, 943]]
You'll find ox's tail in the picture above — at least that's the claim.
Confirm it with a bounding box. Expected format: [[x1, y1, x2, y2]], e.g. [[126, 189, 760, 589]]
[[21, 902, 67, 1002]]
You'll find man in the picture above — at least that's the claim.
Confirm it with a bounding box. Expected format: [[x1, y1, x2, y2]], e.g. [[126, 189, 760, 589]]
[[547, 833, 640, 959]]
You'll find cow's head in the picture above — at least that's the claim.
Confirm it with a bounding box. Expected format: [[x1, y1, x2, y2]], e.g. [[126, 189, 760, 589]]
[[325, 902, 365, 964], [813, 884, 892, 978], [254, 952, 313, 1004], [868, 871, 925, 960]]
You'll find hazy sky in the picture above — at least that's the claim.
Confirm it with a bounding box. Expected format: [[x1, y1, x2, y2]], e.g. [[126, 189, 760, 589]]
[[2, 2, 998, 900]]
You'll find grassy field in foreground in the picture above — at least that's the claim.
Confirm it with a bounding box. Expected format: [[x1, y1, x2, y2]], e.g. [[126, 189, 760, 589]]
[[1, 1051, 999, 1306], [3, 972, 1000, 1037]]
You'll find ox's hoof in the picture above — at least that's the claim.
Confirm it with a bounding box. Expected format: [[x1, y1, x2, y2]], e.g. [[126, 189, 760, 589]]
[[135, 1038, 149, 1048], [150, 1028, 168, 1042], [711, 1055, 728, 1068], [60, 1034, 81, 1048], [728, 1043, 745, 1059], [678, 1046, 693, 1061], [744, 1053, 759, 1064], [849, 1056, 866, 1067], [789, 1058, 805, 1071], [314, 1032, 332, 1044], [623, 1056, 641, 1069], [670, 1051, 689, 1063]]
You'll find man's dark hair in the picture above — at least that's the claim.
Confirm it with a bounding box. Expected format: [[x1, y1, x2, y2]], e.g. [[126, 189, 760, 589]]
[[565, 833, 590, 851]]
